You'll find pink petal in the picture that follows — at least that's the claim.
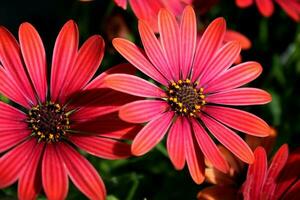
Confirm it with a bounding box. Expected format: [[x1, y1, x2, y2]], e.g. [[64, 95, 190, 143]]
[[167, 117, 185, 170], [255, 0, 274, 17], [204, 61, 262, 93], [119, 100, 169, 123], [57, 143, 106, 200], [192, 18, 226, 82], [200, 41, 241, 85], [112, 38, 167, 85], [0, 101, 26, 121], [0, 27, 37, 107], [114, 0, 127, 9], [70, 135, 131, 159], [60, 35, 105, 104], [18, 143, 44, 200], [236, 0, 254, 7], [50, 20, 78, 102], [224, 30, 252, 50], [42, 144, 68, 200], [206, 88, 272, 106], [180, 6, 197, 79], [201, 114, 254, 164], [242, 147, 267, 200], [158, 8, 180, 80], [0, 130, 31, 153], [138, 20, 174, 81], [184, 117, 205, 184], [104, 74, 165, 98], [260, 144, 289, 199], [131, 111, 174, 156], [191, 118, 229, 174], [0, 139, 36, 188], [203, 105, 271, 137], [19, 22, 47, 102]]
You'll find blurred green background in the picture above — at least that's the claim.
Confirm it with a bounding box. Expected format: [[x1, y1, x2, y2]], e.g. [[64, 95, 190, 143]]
[[1, 0, 300, 199]]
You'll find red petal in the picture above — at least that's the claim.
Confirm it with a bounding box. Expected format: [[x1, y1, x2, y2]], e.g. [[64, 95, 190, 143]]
[[70, 135, 131, 159], [191, 119, 229, 173], [104, 74, 165, 98], [276, 0, 300, 22], [255, 0, 274, 17], [167, 117, 186, 170], [206, 88, 272, 106], [204, 105, 270, 137], [57, 143, 106, 200], [112, 38, 167, 85], [224, 30, 252, 49], [132, 111, 174, 156], [114, 0, 127, 9], [242, 147, 267, 200], [204, 61, 262, 93], [19, 22, 47, 102], [192, 18, 226, 82], [119, 100, 169, 123], [60, 35, 104, 104], [184, 118, 205, 184], [0, 139, 36, 188], [201, 114, 254, 164], [282, 179, 300, 200], [50, 20, 78, 102], [180, 6, 197, 79], [0, 130, 30, 153], [18, 143, 44, 200], [158, 8, 180, 80], [236, 0, 254, 7], [0, 27, 37, 107], [42, 144, 68, 200]]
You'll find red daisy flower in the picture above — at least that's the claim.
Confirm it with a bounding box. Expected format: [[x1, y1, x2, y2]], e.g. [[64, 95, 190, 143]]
[[0, 20, 137, 200], [104, 6, 272, 184], [236, 0, 300, 21], [242, 145, 300, 199]]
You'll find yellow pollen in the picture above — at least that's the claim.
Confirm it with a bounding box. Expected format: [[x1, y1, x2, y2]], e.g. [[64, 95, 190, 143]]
[[200, 94, 205, 99], [178, 80, 183, 84], [186, 79, 191, 83]]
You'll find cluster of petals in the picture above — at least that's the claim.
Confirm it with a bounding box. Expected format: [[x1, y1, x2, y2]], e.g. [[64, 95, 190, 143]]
[[105, 5, 272, 184], [0, 20, 137, 199], [236, 0, 300, 21]]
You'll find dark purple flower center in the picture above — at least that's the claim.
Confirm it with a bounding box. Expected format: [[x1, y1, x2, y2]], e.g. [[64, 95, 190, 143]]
[[27, 102, 70, 143], [167, 79, 205, 117]]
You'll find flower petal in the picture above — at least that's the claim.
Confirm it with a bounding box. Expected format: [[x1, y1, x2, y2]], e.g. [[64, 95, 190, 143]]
[[57, 143, 106, 200], [119, 100, 169, 123], [200, 41, 241, 86], [114, 0, 127, 9], [255, 0, 274, 17], [19, 22, 47, 102], [0, 27, 37, 107], [224, 30, 252, 49], [204, 61, 262, 93], [158, 8, 180, 80], [42, 144, 68, 200], [191, 118, 229, 174], [204, 105, 270, 137], [276, 0, 300, 22], [281, 180, 300, 200], [242, 147, 267, 200], [0, 130, 31, 153], [60, 35, 105, 104], [206, 88, 272, 106], [236, 0, 254, 7], [184, 117, 205, 184], [50, 20, 78, 102], [70, 135, 131, 159], [180, 6, 197, 79], [201, 114, 254, 164], [132, 111, 174, 156], [104, 74, 165, 98], [167, 117, 186, 170], [138, 20, 174, 81], [0, 139, 36, 188], [18, 143, 44, 200], [197, 185, 238, 200], [192, 18, 226, 82], [112, 38, 167, 85]]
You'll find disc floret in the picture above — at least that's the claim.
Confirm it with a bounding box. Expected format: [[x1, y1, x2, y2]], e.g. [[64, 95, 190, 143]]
[[27, 101, 70, 143], [167, 79, 205, 117]]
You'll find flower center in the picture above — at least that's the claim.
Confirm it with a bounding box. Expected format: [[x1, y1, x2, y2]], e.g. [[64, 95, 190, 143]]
[[167, 79, 205, 117], [27, 102, 70, 143]]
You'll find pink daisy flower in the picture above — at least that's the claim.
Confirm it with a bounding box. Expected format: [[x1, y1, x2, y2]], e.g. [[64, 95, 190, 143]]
[[104, 6, 272, 184], [0, 20, 137, 199], [236, 0, 300, 21]]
